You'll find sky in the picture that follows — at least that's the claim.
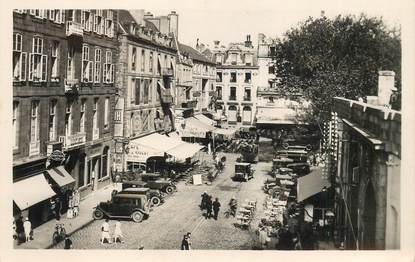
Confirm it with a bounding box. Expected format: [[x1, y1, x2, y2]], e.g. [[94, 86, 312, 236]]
[[145, 0, 405, 48]]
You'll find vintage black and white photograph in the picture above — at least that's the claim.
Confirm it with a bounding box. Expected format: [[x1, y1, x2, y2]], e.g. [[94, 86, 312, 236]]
[[4, 0, 413, 255]]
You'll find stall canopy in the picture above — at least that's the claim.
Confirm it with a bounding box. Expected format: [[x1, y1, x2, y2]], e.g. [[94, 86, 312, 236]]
[[167, 143, 204, 162], [297, 167, 331, 202], [13, 174, 56, 210], [194, 114, 216, 126], [256, 107, 298, 125], [46, 166, 75, 188], [181, 117, 216, 138]]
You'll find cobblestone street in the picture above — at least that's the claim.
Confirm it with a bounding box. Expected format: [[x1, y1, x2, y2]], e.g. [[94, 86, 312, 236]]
[[51, 153, 271, 250]]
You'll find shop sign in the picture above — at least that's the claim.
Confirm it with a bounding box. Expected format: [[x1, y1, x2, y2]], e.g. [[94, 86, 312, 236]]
[[49, 150, 65, 162], [126, 144, 164, 163]]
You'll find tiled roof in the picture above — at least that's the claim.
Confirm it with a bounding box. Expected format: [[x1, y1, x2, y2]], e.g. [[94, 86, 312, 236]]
[[178, 43, 215, 65]]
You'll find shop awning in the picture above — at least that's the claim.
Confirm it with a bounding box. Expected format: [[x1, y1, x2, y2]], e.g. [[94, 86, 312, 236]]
[[181, 117, 216, 138], [297, 167, 331, 202], [13, 174, 56, 210], [126, 141, 164, 163], [213, 128, 236, 137], [194, 114, 216, 126], [167, 143, 204, 161], [46, 166, 75, 188], [256, 107, 298, 125]]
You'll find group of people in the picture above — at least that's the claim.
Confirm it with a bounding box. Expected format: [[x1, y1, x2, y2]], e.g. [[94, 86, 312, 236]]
[[200, 192, 221, 220], [13, 217, 33, 244], [66, 190, 81, 219], [180, 232, 192, 250], [100, 219, 125, 244]]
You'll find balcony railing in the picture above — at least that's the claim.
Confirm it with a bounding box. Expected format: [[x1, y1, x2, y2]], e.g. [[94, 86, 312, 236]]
[[162, 67, 174, 77], [29, 141, 40, 157], [59, 133, 86, 149], [66, 21, 83, 37], [229, 96, 237, 101], [65, 78, 79, 94]]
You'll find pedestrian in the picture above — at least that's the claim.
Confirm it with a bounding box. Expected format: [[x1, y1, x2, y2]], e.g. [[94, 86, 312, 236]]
[[15, 216, 24, 244], [13, 220, 17, 240], [206, 195, 213, 219], [23, 217, 31, 242], [63, 235, 73, 249], [200, 191, 208, 210], [100, 219, 112, 244], [212, 198, 221, 220], [181, 234, 189, 250], [186, 232, 192, 250], [113, 220, 124, 243]]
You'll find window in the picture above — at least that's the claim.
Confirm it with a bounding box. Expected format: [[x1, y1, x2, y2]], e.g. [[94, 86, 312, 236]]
[[149, 52, 153, 72], [268, 66, 275, 74], [65, 100, 73, 136], [67, 10, 76, 22], [230, 72, 237, 83], [149, 79, 153, 103], [13, 33, 27, 82], [245, 54, 253, 66], [244, 72, 251, 83], [30, 9, 47, 19], [81, 45, 93, 83], [216, 72, 222, 82], [29, 37, 47, 82], [13, 101, 19, 149], [215, 54, 222, 65], [141, 50, 145, 72], [104, 10, 114, 37], [143, 80, 149, 104], [30, 101, 40, 142], [50, 9, 65, 24], [244, 88, 251, 101], [13, 9, 25, 14], [230, 53, 237, 65], [81, 10, 92, 31], [114, 109, 122, 122], [51, 41, 60, 81], [94, 10, 104, 34], [216, 86, 222, 100], [67, 46, 75, 80], [104, 50, 114, 83], [49, 100, 57, 141], [131, 47, 137, 71], [104, 97, 109, 129], [135, 79, 141, 105], [94, 49, 101, 83], [80, 99, 86, 133], [230, 87, 236, 100]]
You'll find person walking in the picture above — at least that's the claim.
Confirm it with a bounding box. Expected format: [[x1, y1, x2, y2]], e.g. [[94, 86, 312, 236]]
[[113, 220, 124, 243], [63, 235, 73, 249], [200, 191, 208, 210], [100, 219, 111, 244], [186, 232, 192, 250], [212, 198, 221, 220], [181, 234, 189, 250], [206, 195, 213, 219], [23, 217, 31, 242], [15, 216, 24, 244]]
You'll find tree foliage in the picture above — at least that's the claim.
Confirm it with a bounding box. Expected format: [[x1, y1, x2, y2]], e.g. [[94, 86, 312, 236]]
[[274, 14, 401, 122]]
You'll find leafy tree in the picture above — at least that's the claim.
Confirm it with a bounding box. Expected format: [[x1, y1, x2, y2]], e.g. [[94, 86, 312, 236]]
[[274, 14, 401, 122]]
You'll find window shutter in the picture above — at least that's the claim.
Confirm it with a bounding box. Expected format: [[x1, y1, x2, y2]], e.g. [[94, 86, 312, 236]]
[[61, 10, 65, 24], [21, 52, 27, 81], [111, 64, 114, 83], [89, 13, 94, 32], [41, 55, 47, 81], [28, 53, 34, 81], [49, 9, 54, 20], [88, 61, 93, 82], [81, 11, 85, 28]]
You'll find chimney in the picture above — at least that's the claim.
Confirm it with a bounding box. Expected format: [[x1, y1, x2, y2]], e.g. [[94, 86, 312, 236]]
[[245, 34, 252, 47], [214, 40, 220, 48], [168, 11, 179, 39], [378, 70, 397, 106]]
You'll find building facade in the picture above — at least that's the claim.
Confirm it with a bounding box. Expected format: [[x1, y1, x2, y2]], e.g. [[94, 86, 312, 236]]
[[12, 9, 118, 226], [114, 10, 177, 172], [211, 36, 258, 126], [330, 72, 401, 250], [257, 33, 278, 90]]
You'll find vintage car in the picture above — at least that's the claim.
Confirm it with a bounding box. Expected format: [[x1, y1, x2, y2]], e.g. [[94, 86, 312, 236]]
[[233, 162, 254, 182], [117, 187, 164, 207], [272, 157, 294, 171], [92, 193, 150, 223], [286, 162, 311, 175], [140, 173, 177, 194], [276, 149, 309, 163]]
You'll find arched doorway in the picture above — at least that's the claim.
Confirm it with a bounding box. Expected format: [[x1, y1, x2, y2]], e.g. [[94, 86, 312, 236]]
[[362, 182, 377, 249], [242, 106, 252, 124], [228, 105, 237, 123]]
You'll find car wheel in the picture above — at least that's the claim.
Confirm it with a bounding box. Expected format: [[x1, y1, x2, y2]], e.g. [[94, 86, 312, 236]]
[[93, 210, 104, 220], [282, 142, 289, 149], [131, 211, 144, 223], [165, 185, 175, 194], [151, 197, 161, 206]]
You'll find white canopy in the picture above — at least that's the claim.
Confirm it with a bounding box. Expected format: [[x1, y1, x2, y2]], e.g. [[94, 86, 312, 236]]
[[194, 114, 216, 126], [167, 143, 204, 162], [14, 174, 56, 210], [297, 167, 331, 202]]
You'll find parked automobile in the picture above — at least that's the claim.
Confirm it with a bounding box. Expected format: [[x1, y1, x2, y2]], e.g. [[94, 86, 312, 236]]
[[276, 149, 309, 163], [92, 193, 150, 223], [118, 187, 164, 207], [233, 162, 254, 182], [140, 173, 177, 194], [286, 162, 311, 175]]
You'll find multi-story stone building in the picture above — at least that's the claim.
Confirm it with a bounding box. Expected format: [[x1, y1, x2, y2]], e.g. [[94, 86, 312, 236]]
[[257, 33, 278, 90], [114, 10, 177, 172], [12, 9, 118, 226], [211, 36, 258, 126]]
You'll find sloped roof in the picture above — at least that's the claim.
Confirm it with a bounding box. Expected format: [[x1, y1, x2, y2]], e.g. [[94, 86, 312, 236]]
[[178, 43, 215, 65]]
